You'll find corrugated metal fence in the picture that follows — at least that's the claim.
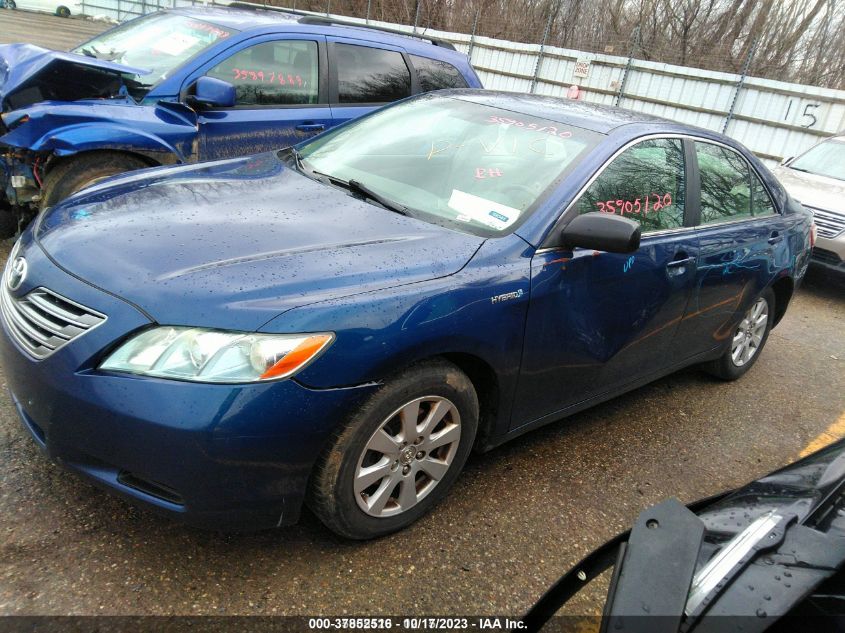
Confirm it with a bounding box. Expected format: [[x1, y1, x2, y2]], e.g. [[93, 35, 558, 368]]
[[79, 0, 845, 164]]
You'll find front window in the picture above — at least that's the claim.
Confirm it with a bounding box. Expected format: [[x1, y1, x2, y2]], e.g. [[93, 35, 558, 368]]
[[574, 138, 686, 233], [206, 40, 319, 106], [73, 13, 235, 98], [789, 137, 845, 182], [297, 96, 600, 236]]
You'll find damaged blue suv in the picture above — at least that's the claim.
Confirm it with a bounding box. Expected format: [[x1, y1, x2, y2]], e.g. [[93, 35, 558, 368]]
[[0, 6, 480, 234]]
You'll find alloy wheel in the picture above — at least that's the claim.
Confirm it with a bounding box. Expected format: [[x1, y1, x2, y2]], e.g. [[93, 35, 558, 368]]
[[354, 396, 461, 518], [731, 297, 768, 367]]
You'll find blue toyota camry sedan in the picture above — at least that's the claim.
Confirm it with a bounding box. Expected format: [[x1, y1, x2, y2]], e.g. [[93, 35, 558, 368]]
[[0, 91, 814, 538]]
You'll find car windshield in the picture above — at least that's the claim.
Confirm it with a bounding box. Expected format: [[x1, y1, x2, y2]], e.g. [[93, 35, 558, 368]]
[[297, 95, 600, 236], [789, 137, 845, 182], [73, 13, 236, 98]]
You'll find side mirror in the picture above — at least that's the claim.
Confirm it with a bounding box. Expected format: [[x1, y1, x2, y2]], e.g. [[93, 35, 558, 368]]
[[188, 77, 236, 109], [780, 156, 794, 167], [560, 212, 641, 253]]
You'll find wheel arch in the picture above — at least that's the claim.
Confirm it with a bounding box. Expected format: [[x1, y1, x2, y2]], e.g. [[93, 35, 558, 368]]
[[44, 148, 162, 177], [438, 352, 502, 453], [769, 275, 794, 328]]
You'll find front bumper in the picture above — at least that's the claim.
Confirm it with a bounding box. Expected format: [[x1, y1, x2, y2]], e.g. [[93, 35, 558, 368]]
[[0, 237, 376, 531], [810, 236, 845, 275]]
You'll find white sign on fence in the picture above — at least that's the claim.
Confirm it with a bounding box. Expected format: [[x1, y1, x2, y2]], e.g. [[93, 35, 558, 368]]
[[573, 59, 590, 79]]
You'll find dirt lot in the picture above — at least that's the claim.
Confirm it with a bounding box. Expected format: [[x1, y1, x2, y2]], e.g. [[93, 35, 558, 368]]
[[0, 8, 844, 620], [0, 10, 109, 50]]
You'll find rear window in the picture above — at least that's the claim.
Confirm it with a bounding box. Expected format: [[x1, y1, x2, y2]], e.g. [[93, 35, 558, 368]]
[[335, 44, 411, 103], [410, 55, 468, 92]]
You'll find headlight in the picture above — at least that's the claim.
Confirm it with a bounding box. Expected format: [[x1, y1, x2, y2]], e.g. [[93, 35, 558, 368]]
[[100, 327, 334, 383]]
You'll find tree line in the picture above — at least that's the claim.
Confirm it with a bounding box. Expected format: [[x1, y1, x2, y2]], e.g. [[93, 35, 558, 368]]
[[285, 0, 845, 89]]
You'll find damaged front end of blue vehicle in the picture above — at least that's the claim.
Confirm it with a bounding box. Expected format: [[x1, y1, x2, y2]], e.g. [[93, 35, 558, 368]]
[[0, 43, 197, 235]]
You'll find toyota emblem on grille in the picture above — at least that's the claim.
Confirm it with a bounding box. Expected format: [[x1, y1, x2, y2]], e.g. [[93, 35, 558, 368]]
[[7, 257, 27, 291]]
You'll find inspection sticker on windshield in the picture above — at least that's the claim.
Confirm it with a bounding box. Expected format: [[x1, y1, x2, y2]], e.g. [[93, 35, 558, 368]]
[[154, 33, 200, 56], [447, 190, 521, 230]]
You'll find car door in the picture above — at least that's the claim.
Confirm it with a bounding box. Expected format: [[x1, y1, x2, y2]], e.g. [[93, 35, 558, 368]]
[[193, 35, 331, 161], [327, 39, 415, 128], [511, 137, 699, 427], [672, 139, 787, 360]]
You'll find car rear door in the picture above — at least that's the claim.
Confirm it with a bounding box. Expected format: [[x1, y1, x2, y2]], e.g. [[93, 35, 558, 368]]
[[511, 137, 699, 427], [326, 38, 416, 127], [671, 139, 787, 360], [189, 34, 331, 161]]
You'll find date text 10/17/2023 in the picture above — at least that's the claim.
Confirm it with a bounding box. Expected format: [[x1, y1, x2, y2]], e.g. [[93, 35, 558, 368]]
[[307, 617, 527, 630]]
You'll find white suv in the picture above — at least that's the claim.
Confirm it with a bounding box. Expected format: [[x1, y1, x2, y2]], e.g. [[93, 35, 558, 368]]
[[773, 134, 845, 275]]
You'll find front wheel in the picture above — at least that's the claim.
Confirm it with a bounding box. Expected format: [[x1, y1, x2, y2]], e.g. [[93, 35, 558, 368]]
[[56, 5, 70, 16], [703, 287, 775, 380], [40, 152, 150, 210], [308, 359, 478, 539], [3, 0, 17, 9]]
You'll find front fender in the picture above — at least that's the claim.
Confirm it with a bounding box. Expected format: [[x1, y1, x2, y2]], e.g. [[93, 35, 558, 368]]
[[0, 101, 198, 163]]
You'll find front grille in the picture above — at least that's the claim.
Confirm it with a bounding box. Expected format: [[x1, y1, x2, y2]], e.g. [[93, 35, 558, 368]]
[[0, 285, 106, 359], [807, 207, 845, 239]]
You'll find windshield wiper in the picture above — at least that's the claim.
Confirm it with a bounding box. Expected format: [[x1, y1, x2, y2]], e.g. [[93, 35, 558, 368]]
[[345, 179, 410, 216], [281, 151, 410, 217]]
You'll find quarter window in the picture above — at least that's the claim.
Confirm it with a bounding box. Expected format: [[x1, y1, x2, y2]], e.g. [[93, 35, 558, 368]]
[[575, 138, 686, 233], [410, 55, 468, 92], [750, 174, 776, 216], [206, 40, 319, 106], [335, 44, 411, 103]]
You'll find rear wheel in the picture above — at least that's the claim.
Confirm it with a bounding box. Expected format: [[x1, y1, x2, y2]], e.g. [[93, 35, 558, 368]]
[[56, 5, 70, 16], [40, 152, 149, 210], [308, 360, 478, 539], [4, 0, 17, 9], [703, 287, 775, 381]]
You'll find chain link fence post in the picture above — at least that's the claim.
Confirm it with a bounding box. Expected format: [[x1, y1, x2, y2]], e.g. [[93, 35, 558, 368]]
[[530, 11, 554, 94], [722, 37, 758, 134], [412, 0, 421, 34], [325, 0, 330, 17], [467, 9, 479, 62], [614, 26, 640, 107], [365, 0, 371, 24]]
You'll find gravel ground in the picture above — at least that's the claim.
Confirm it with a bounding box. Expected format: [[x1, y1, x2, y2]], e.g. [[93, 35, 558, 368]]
[[0, 9, 844, 620]]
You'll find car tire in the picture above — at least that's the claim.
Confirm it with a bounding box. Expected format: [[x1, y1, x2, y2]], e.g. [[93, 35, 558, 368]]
[[56, 5, 70, 16], [4, 0, 17, 9], [40, 152, 149, 210], [308, 359, 479, 539], [703, 287, 775, 381]]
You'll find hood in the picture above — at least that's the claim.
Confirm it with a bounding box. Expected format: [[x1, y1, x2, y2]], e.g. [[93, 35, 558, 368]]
[[772, 164, 845, 215], [0, 43, 148, 112], [35, 153, 484, 332]]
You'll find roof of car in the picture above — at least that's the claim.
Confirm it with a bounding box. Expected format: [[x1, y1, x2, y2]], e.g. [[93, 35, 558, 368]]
[[170, 7, 463, 59], [450, 90, 709, 135]]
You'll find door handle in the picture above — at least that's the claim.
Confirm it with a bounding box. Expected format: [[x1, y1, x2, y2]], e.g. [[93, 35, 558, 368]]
[[666, 256, 695, 267], [295, 123, 325, 132], [666, 255, 694, 277], [768, 231, 783, 245]]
